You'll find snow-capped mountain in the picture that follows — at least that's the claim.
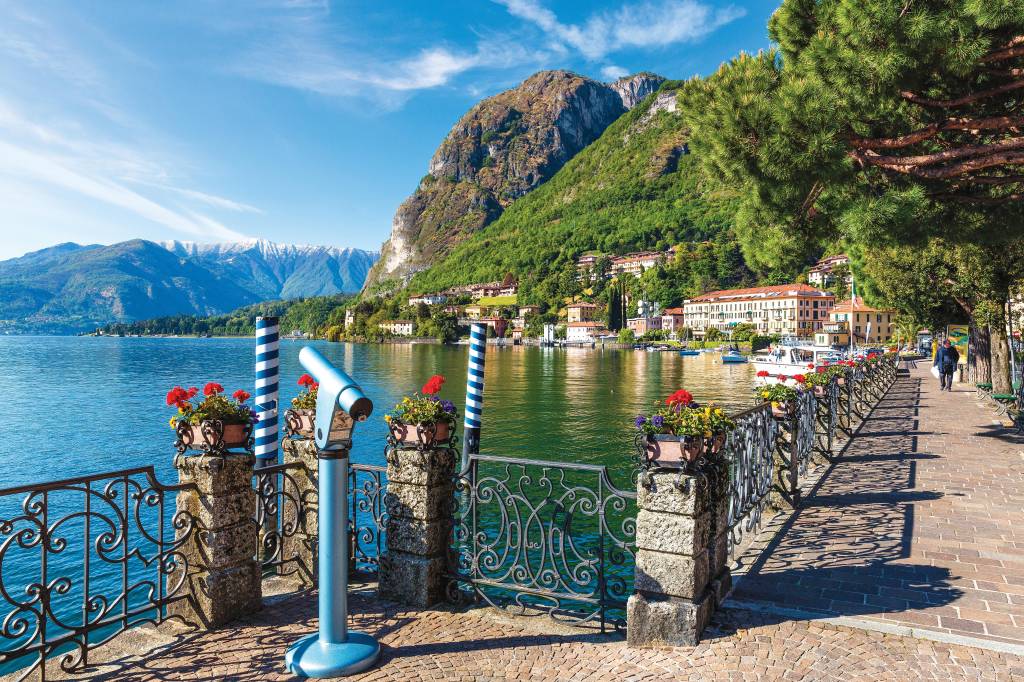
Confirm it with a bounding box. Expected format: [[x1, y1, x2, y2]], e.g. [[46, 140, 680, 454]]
[[159, 239, 378, 299], [0, 238, 378, 333]]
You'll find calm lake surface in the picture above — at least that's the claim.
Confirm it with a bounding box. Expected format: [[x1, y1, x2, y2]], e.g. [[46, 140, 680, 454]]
[[0, 337, 756, 486]]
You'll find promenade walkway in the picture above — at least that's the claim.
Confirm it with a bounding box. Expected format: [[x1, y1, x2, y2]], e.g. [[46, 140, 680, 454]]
[[732, 365, 1024, 649]]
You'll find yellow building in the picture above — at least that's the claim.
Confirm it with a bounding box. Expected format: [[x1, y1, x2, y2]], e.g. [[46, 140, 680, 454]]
[[827, 298, 896, 344], [683, 284, 835, 339], [566, 302, 598, 323]]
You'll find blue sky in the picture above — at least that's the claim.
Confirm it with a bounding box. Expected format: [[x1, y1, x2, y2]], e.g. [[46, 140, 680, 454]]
[[0, 0, 778, 260]]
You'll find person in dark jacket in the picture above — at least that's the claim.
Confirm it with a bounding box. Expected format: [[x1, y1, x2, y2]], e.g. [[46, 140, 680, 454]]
[[934, 339, 960, 391]]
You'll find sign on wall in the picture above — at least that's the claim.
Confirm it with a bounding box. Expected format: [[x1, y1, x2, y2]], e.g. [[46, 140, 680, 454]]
[[946, 325, 969, 366]]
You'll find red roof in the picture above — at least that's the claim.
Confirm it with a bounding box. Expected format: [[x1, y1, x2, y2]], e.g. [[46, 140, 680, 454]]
[[689, 283, 832, 302], [567, 302, 598, 308], [663, 307, 685, 315], [830, 297, 894, 314], [567, 321, 604, 327]]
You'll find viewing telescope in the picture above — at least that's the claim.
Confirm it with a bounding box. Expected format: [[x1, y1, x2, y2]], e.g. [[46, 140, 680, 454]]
[[299, 346, 373, 450]]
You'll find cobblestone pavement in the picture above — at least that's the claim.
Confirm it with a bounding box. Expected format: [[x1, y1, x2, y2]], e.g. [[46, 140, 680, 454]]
[[78, 585, 1024, 681], [734, 366, 1024, 646]]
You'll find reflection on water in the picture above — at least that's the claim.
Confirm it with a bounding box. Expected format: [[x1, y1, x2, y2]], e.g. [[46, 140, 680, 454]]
[[0, 338, 753, 487]]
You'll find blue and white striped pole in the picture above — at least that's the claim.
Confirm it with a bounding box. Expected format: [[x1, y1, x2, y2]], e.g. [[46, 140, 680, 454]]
[[462, 323, 486, 470], [255, 317, 280, 465]]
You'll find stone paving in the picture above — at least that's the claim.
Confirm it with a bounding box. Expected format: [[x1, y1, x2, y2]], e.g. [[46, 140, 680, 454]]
[[68, 585, 1024, 681], [733, 365, 1024, 647]]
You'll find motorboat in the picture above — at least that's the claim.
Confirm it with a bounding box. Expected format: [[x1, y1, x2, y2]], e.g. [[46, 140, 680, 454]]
[[752, 339, 844, 381], [721, 349, 748, 364], [678, 348, 701, 356]]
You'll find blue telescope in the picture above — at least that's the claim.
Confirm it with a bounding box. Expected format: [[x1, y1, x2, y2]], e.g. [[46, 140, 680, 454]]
[[285, 346, 380, 678]]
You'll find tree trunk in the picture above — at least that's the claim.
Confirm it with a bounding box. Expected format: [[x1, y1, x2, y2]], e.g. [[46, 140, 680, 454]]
[[968, 324, 992, 384], [991, 322, 1013, 394]]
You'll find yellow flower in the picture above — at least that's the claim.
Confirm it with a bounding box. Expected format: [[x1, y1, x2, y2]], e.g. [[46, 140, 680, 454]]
[[771, 401, 781, 408], [168, 416, 177, 428], [704, 431, 712, 438], [715, 408, 723, 416], [384, 415, 392, 423]]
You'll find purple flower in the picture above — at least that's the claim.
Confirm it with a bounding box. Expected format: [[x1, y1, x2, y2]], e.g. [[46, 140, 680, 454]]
[[440, 400, 455, 414], [652, 415, 665, 429], [634, 415, 647, 429], [429, 395, 440, 402]]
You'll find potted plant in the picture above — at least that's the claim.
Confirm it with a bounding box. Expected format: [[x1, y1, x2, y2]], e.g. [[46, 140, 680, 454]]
[[634, 390, 735, 469], [285, 374, 318, 438], [754, 383, 798, 418], [803, 370, 831, 397], [168, 382, 256, 453], [385, 375, 458, 447]]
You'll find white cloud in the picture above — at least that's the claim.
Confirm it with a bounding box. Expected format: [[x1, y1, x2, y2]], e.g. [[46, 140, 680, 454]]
[[496, 0, 745, 61], [601, 64, 629, 80]]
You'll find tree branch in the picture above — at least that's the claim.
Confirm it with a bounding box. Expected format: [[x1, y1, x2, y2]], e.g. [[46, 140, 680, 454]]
[[850, 116, 1024, 150], [900, 80, 1024, 107], [857, 137, 1024, 170], [982, 37, 1024, 63]]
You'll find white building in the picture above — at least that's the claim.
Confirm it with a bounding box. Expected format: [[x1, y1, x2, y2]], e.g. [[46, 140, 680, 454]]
[[408, 293, 448, 306], [683, 284, 835, 338], [566, 321, 607, 343], [807, 255, 851, 287], [378, 320, 414, 336]]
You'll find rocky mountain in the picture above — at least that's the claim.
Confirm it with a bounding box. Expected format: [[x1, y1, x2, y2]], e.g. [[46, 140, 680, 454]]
[[0, 239, 377, 334], [405, 79, 739, 298], [363, 70, 664, 290]]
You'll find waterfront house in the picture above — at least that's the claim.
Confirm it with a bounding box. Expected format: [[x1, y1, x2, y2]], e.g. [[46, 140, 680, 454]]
[[478, 316, 508, 337], [826, 297, 896, 344], [464, 305, 487, 319], [566, 302, 598, 323], [408, 292, 448, 306], [379, 320, 414, 336], [807, 254, 851, 287], [683, 284, 835, 339], [566, 321, 607, 342], [661, 307, 686, 338], [344, 309, 355, 329], [627, 315, 663, 336]]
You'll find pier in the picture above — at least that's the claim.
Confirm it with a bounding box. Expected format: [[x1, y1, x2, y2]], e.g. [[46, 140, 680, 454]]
[[4, 356, 1024, 680]]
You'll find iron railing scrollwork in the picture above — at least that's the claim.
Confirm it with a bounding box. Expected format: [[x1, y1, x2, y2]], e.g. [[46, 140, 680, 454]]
[[814, 379, 839, 459], [349, 464, 386, 574], [252, 462, 308, 576], [722, 404, 778, 557], [447, 454, 636, 633], [793, 389, 817, 477], [0, 467, 195, 681]]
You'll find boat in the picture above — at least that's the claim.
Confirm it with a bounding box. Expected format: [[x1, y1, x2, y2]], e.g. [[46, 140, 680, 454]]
[[752, 338, 844, 381], [678, 349, 701, 356], [721, 349, 748, 364]]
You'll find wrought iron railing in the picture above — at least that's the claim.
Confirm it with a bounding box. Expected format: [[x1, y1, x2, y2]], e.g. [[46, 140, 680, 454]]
[[0, 467, 195, 681], [350, 463, 386, 574], [814, 379, 839, 459], [253, 461, 308, 576], [722, 403, 779, 556], [448, 454, 636, 633], [793, 388, 817, 477]]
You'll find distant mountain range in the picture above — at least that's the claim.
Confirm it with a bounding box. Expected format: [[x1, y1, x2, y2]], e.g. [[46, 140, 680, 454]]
[[0, 238, 378, 334]]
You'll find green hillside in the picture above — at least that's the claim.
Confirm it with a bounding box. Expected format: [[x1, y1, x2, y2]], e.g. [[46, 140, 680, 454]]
[[404, 83, 749, 307]]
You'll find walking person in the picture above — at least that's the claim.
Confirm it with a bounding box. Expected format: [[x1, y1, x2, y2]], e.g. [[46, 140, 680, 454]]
[[934, 339, 960, 391]]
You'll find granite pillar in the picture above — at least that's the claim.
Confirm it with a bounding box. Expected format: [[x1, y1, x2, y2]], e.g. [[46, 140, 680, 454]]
[[169, 452, 261, 629]]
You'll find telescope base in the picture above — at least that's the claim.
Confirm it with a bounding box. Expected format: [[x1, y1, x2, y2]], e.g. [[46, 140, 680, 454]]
[[285, 631, 380, 678]]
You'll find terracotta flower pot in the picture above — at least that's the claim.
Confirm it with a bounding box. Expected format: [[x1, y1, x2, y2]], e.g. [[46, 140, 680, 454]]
[[771, 402, 791, 419], [644, 435, 703, 469], [286, 408, 315, 438], [836, 377, 846, 386], [813, 385, 826, 397], [708, 432, 727, 455], [183, 421, 248, 450], [391, 420, 451, 447]]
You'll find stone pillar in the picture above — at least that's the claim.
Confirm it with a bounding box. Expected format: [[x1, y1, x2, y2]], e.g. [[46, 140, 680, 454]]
[[770, 412, 799, 510], [378, 445, 456, 607], [169, 452, 262, 629], [627, 470, 715, 647], [280, 437, 319, 587]]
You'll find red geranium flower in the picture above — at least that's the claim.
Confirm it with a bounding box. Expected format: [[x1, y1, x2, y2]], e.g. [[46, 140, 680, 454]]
[[793, 374, 807, 384], [756, 370, 769, 378], [233, 389, 250, 403], [422, 374, 445, 395], [203, 382, 224, 396], [298, 373, 316, 388], [186, 386, 199, 398], [166, 386, 186, 405], [807, 363, 815, 369], [666, 389, 693, 406]]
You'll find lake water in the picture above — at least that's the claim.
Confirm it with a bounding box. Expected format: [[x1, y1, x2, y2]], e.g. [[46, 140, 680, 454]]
[[0, 336, 755, 671], [0, 337, 755, 486]]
